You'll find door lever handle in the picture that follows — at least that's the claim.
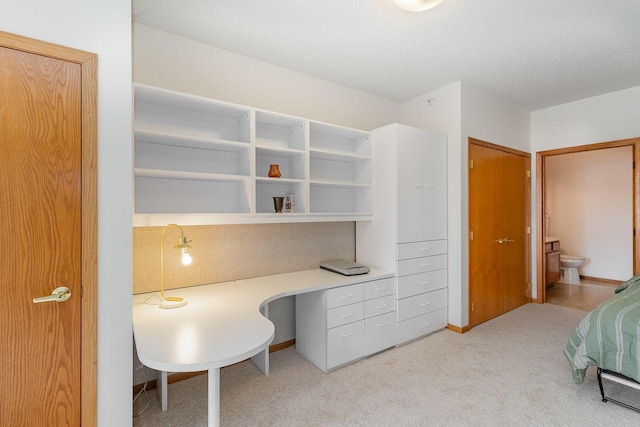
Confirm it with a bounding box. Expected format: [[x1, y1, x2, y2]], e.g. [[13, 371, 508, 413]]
[[503, 238, 514, 243], [495, 239, 503, 244], [33, 286, 72, 304]]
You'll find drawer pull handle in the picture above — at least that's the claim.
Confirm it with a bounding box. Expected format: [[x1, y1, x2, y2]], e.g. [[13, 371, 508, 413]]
[[415, 183, 424, 189], [419, 281, 430, 286], [420, 322, 431, 328], [420, 302, 431, 307], [341, 332, 354, 338], [420, 263, 430, 267], [377, 322, 389, 327], [340, 293, 353, 299], [420, 248, 430, 251], [375, 304, 387, 309], [340, 313, 353, 318], [375, 286, 387, 291]]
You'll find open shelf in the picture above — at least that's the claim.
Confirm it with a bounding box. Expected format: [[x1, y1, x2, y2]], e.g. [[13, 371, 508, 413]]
[[135, 132, 251, 176], [255, 110, 306, 151], [256, 180, 307, 214], [309, 183, 372, 214], [256, 146, 306, 180], [135, 175, 251, 214], [309, 121, 372, 157], [133, 84, 374, 224], [135, 84, 252, 143]]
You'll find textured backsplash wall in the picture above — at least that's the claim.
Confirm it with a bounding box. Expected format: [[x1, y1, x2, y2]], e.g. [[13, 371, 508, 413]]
[[133, 222, 355, 294]]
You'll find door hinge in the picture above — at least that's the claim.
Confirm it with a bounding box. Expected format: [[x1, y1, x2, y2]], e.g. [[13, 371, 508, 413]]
[[470, 230, 474, 241], [470, 159, 474, 169], [471, 302, 475, 312], [526, 227, 531, 234], [527, 283, 531, 291], [527, 170, 531, 178]]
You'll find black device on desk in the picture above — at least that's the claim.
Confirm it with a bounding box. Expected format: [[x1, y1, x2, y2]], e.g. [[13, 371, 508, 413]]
[[320, 260, 370, 276]]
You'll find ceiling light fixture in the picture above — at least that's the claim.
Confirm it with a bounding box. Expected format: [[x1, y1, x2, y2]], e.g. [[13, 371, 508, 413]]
[[395, 0, 444, 12]]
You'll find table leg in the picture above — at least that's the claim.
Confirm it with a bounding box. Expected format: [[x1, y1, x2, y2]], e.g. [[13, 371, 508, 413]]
[[156, 370, 168, 411], [208, 368, 220, 427]]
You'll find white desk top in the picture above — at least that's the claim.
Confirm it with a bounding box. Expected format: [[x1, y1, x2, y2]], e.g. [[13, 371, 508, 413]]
[[132, 268, 393, 373]]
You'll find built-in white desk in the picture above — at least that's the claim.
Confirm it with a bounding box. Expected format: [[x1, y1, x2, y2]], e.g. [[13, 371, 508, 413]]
[[132, 268, 393, 427]]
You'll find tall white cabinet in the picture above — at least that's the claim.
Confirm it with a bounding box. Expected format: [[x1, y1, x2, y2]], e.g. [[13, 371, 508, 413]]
[[356, 123, 448, 345]]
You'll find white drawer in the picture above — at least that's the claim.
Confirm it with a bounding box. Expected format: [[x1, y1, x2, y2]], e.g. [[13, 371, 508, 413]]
[[397, 254, 447, 277], [326, 302, 364, 329], [364, 294, 396, 318], [365, 311, 397, 356], [397, 308, 447, 344], [326, 283, 365, 309], [327, 321, 364, 369], [397, 269, 447, 299], [397, 240, 447, 260], [397, 288, 447, 322], [364, 277, 396, 300]]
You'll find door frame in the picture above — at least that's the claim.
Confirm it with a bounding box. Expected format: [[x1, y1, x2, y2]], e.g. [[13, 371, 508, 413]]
[[468, 138, 532, 327], [0, 31, 98, 425], [535, 137, 640, 304]]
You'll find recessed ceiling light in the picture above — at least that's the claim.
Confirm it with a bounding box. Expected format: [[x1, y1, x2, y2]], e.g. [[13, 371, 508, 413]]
[[395, 0, 444, 12]]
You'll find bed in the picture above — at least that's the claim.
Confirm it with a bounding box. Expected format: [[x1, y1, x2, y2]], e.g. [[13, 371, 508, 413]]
[[564, 275, 640, 411]]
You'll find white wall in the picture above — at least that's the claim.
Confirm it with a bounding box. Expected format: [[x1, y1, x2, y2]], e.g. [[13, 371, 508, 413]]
[[133, 24, 400, 131], [0, 2, 133, 425], [531, 85, 640, 294], [400, 82, 530, 328], [545, 147, 633, 281]]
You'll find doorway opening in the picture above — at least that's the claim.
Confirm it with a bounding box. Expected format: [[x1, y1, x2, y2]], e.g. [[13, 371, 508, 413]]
[[536, 138, 640, 305]]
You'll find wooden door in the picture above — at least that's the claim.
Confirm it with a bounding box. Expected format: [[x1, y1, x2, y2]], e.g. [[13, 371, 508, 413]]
[[0, 34, 97, 426], [469, 144, 505, 326], [397, 125, 426, 243], [469, 141, 529, 327], [502, 152, 529, 312]]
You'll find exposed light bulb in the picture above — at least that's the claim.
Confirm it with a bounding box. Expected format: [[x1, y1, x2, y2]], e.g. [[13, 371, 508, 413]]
[[395, 0, 444, 12], [181, 249, 192, 265]]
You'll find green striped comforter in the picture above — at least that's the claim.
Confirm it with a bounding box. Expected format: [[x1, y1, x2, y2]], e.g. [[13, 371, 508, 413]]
[[564, 275, 640, 383]]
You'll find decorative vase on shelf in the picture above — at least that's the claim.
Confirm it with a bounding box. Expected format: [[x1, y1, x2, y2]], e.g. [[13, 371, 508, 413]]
[[268, 164, 281, 178], [273, 197, 284, 213]]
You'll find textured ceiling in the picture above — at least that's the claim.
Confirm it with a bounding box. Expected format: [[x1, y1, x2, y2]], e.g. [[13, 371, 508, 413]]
[[133, 0, 640, 110]]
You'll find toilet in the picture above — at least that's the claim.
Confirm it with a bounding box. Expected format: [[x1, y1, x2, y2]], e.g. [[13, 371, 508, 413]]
[[559, 255, 586, 284]]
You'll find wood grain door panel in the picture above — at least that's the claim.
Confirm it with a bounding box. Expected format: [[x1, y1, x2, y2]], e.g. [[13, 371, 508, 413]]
[[469, 141, 529, 328], [0, 46, 82, 426], [503, 152, 529, 312], [469, 144, 505, 326]]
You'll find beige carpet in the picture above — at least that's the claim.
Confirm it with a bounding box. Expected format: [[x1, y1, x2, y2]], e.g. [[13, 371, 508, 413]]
[[133, 303, 640, 426]]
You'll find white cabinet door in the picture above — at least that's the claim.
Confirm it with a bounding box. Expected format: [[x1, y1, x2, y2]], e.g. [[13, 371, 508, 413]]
[[423, 133, 448, 241], [397, 126, 426, 243]]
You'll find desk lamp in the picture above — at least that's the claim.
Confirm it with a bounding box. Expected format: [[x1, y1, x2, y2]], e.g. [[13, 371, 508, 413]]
[[159, 224, 192, 309]]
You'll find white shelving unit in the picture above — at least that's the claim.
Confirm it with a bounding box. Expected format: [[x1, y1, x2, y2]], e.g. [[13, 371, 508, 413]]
[[133, 84, 373, 225], [308, 121, 372, 215]]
